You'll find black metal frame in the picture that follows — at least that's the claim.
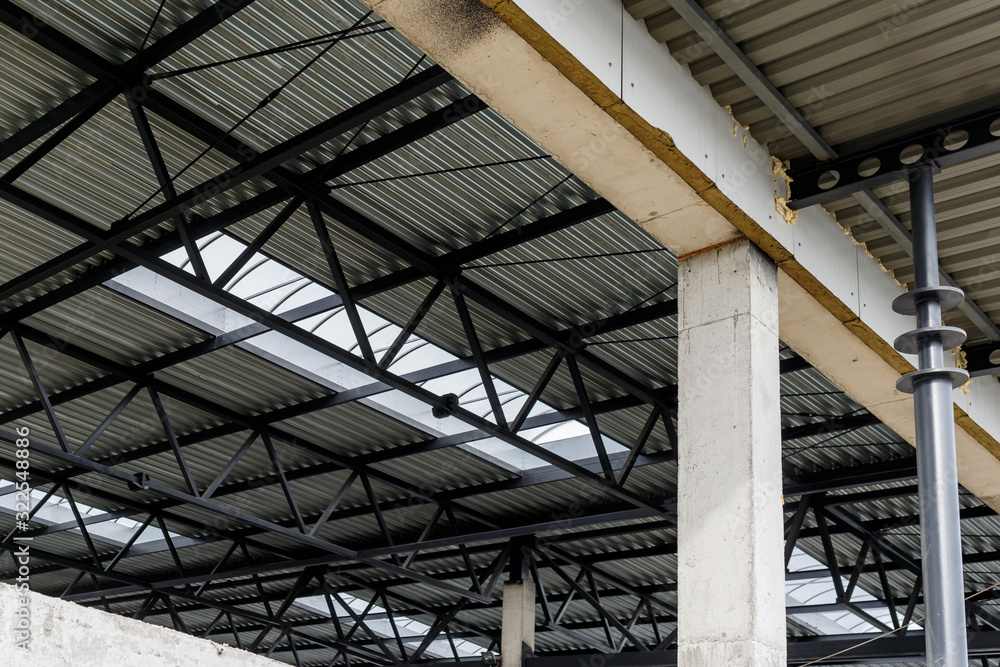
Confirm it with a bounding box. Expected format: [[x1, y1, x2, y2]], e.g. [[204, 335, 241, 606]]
[[0, 2, 998, 666], [523, 630, 1000, 666], [966, 342, 1000, 376], [786, 104, 1000, 209]]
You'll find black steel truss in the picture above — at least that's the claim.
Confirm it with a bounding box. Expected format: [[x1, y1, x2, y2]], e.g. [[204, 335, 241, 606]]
[[524, 630, 1000, 666], [0, 2, 997, 667]]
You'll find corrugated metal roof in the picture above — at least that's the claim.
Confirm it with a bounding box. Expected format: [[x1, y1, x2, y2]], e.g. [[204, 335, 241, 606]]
[[626, 0, 1000, 341], [627, 0, 1000, 157], [0, 0, 996, 663]]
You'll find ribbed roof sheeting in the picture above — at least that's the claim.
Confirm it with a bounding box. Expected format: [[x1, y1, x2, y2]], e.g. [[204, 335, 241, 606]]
[[0, 199, 110, 308], [332, 108, 589, 252], [788, 483, 999, 637], [592, 405, 673, 457], [111, 537, 253, 582], [227, 201, 411, 290], [21, 285, 211, 365], [780, 361, 913, 474], [18, 100, 232, 227], [455, 477, 619, 519], [152, 2, 442, 169], [0, 0, 997, 663], [626, 0, 1000, 159], [367, 447, 514, 494], [0, 369, 223, 457], [626, 0, 1000, 341], [272, 403, 432, 459], [0, 20, 95, 132], [156, 346, 331, 416], [0, 336, 104, 410]]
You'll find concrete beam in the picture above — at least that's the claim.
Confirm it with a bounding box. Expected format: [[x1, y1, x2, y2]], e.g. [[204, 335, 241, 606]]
[[360, 0, 1000, 510], [0, 583, 280, 666]]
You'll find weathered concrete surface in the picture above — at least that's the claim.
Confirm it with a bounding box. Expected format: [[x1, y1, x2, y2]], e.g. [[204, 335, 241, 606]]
[[677, 240, 785, 666], [0, 583, 280, 666], [501, 582, 536, 667]]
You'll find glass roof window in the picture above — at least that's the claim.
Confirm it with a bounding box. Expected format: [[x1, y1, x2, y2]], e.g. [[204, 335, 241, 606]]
[[107, 230, 626, 474], [295, 592, 486, 659], [786, 547, 916, 636], [0, 480, 187, 548]]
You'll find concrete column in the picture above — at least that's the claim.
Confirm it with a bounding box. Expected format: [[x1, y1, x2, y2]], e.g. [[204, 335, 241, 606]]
[[677, 238, 785, 667], [501, 581, 535, 667]]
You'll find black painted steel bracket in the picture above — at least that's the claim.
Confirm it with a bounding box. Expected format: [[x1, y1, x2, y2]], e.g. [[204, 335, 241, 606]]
[[788, 106, 1000, 209]]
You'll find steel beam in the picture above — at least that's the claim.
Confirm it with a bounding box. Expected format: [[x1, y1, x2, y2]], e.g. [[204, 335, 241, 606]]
[[1, 4, 669, 426], [0, 540, 386, 663], [788, 105, 1000, 209], [0, 186, 669, 514], [0, 66, 453, 302], [0, 197, 626, 433], [662, 0, 829, 159], [9, 452, 936, 606], [784, 456, 918, 496], [0, 0, 258, 161]]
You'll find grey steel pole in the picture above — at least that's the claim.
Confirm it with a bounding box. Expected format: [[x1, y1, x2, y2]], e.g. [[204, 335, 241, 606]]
[[894, 165, 969, 667]]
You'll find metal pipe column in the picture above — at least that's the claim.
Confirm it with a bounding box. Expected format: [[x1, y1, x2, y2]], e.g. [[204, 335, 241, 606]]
[[893, 165, 969, 666]]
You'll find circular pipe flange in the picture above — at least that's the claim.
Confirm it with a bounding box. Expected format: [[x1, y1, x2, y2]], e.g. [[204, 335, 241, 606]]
[[892, 285, 965, 315], [895, 367, 969, 394], [893, 326, 967, 355]]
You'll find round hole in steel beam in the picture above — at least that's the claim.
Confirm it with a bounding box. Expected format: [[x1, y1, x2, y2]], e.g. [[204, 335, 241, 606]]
[[818, 170, 840, 190], [858, 157, 881, 178], [990, 349, 1000, 366], [990, 118, 1000, 137], [900, 144, 924, 164], [943, 130, 969, 151]]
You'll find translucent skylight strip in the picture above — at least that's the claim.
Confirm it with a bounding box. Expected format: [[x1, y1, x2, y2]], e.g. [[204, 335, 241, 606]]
[[0, 480, 185, 547], [295, 593, 485, 659], [134, 231, 626, 473], [786, 548, 919, 636]]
